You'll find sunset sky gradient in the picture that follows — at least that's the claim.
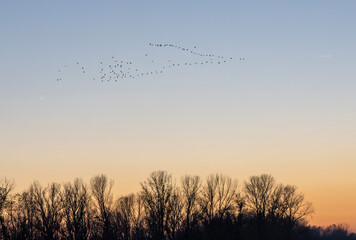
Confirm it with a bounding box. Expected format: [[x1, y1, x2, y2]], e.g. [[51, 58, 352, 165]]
[[1, 1, 356, 231]]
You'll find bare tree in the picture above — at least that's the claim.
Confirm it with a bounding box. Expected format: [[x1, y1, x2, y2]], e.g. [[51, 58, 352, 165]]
[[234, 191, 246, 237], [114, 193, 146, 240], [234, 191, 245, 220], [114, 194, 135, 240], [7, 189, 37, 240], [180, 175, 201, 234], [261, 182, 314, 226], [165, 185, 183, 240], [0, 178, 14, 214], [216, 174, 238, 219], [244, 174, 314, 239], [199, 174, 218, 224], [244, 174, 275, 221], [267, 183, 285, 221], [62, 178, 92, 240], [0, 178, 15, 240], [140, 171, 173, 240], [90, 174, 114, 240], [31, 182, 63, 240], [199, 174, 238, 224], [280, 185, 313, 225]]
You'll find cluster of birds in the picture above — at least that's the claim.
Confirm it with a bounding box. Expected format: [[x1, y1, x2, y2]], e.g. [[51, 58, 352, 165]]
[[56, 43, 246, 83]]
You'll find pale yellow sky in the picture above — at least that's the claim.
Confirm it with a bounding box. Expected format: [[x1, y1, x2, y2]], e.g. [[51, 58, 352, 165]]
[[2, 138, 355, 231]]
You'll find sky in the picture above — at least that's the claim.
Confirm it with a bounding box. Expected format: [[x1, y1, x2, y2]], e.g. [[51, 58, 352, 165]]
[[1, 0, 356, 231]]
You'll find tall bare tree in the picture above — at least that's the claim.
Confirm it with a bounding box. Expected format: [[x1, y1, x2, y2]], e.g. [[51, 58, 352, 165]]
[[62, 178, 92, 240], [244, 174, 275, 221], [114, 193, 146, 240], [0, 178, 14, 240], [7, 189, 37, 240], [90, 174, 114, 240], [280, 185, 313, 225], [140, 171, 173, 240], [216, 174, 238, 219], [180, 175, 201, 234], [199, 174, 238, 224], [165, 185, 183, 240], [31, 182, 63, 240]]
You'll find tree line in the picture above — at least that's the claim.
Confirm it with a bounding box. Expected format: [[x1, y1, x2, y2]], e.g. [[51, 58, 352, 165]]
[[0, 171, 354, 240]]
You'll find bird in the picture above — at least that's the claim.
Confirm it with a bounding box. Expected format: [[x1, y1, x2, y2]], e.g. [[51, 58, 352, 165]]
[[56, 43, 239, 84]]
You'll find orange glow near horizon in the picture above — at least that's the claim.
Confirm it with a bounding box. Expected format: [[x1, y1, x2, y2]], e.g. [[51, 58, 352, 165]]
[[3, 148, 356, 233], [304, 184, 356, 233]]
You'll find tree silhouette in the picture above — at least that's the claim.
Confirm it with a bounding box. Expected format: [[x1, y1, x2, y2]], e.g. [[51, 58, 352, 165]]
[[113, 193, 145, 240], [62, 179, 92, 240], [0, 171, 354, 240], [180, 175, 201, 237], [31, 182, 63, 240], [244, 174, 275, 222], [90, 174, 114, 240], [140, 171, 173, 240], [0, 178, 14, 240], [199, 174, 238, 225]]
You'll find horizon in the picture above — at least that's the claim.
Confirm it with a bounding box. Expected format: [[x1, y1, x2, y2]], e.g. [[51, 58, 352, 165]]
[[3, 170, 356, 233]]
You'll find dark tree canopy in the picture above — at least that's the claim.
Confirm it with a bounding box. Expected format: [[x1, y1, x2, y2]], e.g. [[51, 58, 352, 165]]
[[0, 173, 354, 240]]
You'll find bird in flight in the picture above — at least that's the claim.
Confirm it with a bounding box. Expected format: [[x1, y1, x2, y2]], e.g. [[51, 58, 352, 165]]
[[56, 43, 245, 83]]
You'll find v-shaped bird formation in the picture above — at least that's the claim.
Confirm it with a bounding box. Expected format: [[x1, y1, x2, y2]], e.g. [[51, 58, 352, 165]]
[[56, 43, 246, 83]]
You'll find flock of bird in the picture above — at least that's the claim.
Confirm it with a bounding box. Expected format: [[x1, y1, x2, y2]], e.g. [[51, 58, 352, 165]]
[[56, 43, 246, 83]]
